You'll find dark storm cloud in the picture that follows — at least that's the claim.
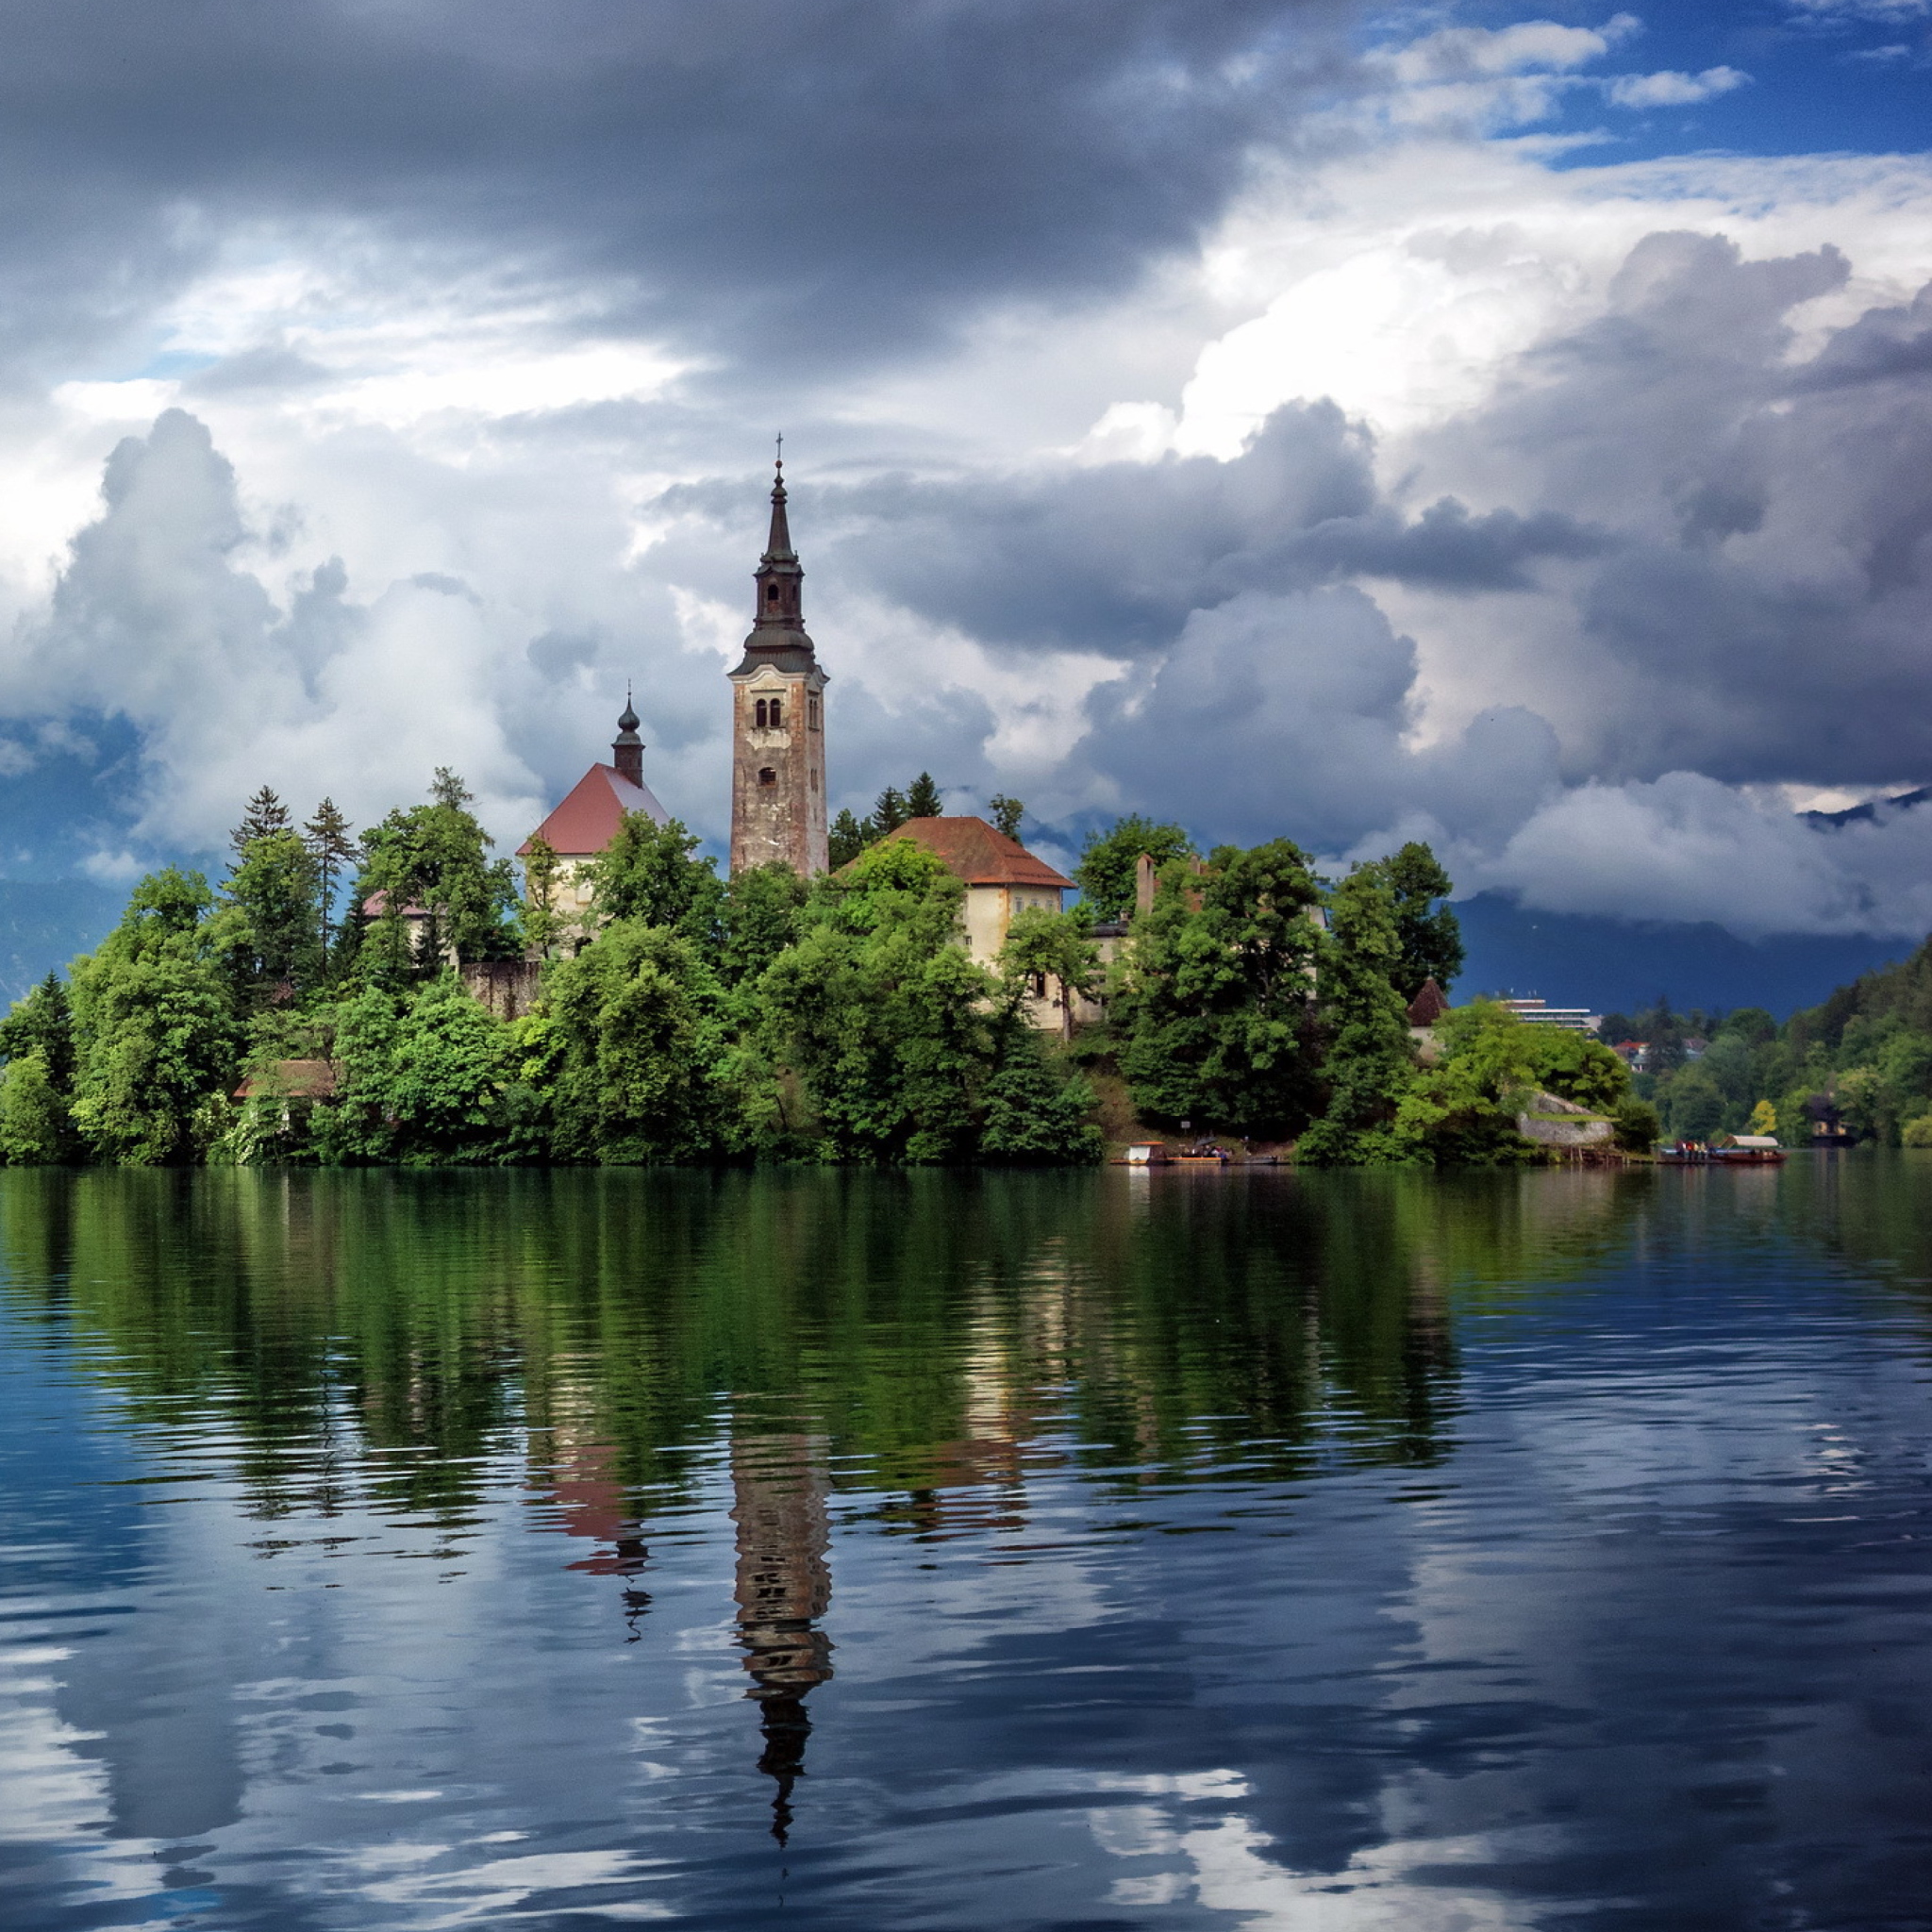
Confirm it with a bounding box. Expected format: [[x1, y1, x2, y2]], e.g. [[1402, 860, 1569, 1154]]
[[730, 405, 1606, 658], [0, 0, 1364, 381]]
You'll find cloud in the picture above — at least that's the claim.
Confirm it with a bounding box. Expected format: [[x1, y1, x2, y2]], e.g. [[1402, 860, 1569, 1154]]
[[1607, 67, 1751, 108]]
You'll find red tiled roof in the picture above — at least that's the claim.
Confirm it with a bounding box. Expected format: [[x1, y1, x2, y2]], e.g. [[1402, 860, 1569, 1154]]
[[880, 816, 1073, 890], [362, 890, 430, 918], [518, 764, 668, 858], [1406, 976, 1450, 1026]]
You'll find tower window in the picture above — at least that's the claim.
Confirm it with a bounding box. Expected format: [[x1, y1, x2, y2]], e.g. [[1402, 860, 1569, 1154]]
[[767, 583, 779, 603], [808, 697, 819, 729], [758, 766, 776, 786], [768, 696, 782, 729], [754, 698, 767, 728], [809, 768, 818, 791]]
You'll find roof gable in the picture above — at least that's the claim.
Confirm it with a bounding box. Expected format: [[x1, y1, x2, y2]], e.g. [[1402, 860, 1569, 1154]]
[[881, 816, 1073, 890], [518, 764, 669, 858]]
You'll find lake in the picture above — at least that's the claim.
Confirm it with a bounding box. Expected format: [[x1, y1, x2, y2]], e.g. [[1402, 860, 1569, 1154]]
[[1, 1160, 1928, 1929]]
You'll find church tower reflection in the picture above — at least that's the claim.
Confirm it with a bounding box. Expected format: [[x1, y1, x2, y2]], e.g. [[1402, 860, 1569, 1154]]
[[729, 1429, 835, 1844]]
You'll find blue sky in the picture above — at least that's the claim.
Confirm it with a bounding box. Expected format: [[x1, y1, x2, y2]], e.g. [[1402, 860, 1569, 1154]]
[[0, 0, 1929, 948]]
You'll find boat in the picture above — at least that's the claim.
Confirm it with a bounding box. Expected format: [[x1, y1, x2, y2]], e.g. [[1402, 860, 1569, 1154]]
[[1658, 1136, 1788, 1165]]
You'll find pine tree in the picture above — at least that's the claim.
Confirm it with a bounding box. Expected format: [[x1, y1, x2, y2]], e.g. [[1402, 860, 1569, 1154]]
[[989, 793, 1024, 840], [231, 786, 291, 857], [828, 808, 868, 870], [871, 786, 908, 836], [304, 797, 356, 965], [905, 772, 943, 819]]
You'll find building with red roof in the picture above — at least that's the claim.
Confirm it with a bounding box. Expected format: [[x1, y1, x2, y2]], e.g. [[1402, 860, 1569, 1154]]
[[877, 814, 1072, 965], [518, 700, 670, 941]]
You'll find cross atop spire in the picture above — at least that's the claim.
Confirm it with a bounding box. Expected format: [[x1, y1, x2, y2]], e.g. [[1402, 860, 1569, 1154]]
[[764, 440, 795, 566]]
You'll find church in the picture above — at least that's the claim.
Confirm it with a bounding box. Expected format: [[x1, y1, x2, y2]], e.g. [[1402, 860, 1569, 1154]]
[[522, 458, 1073, 967]]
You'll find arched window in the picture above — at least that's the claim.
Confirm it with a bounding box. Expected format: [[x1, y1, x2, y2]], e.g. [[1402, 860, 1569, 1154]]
[[808, 697, 819, 729], [758, 766, 776, 787], [768, 696, 782, 729], [767, 582, 780, 604], [754, 698, 767, 728]]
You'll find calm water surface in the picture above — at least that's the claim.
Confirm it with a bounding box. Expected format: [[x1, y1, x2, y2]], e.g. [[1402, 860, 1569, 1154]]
[[1, 1161, 1929, 1930]]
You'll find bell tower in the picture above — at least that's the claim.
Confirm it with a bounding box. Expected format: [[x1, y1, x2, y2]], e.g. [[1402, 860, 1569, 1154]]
[[728, 449, 828, 876]]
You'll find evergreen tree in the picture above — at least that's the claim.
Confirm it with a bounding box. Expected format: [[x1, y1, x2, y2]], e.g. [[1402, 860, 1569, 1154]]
[[871, 786, 909, 836], [304, 797, 356, 966], [989, 793, 1025, 840], [1111, 841, 1324, 1136], [1370, 841, 1464, 1000], [1074, 814, 1195, 923], [217, 827, 322, 1003], [828, 808, 868, 870], [0, 974, 75, 1090], [904, 772, 943, 819], [1296, 867, 1415, 1164], [231, 786, 291, 854]]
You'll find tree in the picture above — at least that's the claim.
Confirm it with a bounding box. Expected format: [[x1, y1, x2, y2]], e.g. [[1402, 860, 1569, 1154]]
[[1110, 840, 1324, 1136], [871, 786, 909, 837], [0, 974, 75, 1091], [718, 863, 809, 988], [544, 921, 733, 1162], [1074, 815, 1195, 924], [354, 769, 520, 973], [905, 772, 943, 819], [218, 826, 322, 1004], [978, 1018, 1103, 1164], [1297, 867, 1415, 1164], [67, 869, 240, 1165], [759, 840, 991, 1162], [828, 808, 868, 870], [989, 793, 1025, 841], [997, 907, 1100, 1042], [1748, 1098, 1777, 1135], [585, 813, 723, 948], [521, 832, 564, 958], [1368, 841, 1463, 1000], [0, 1049, 75, 1163], [231, 786, 291, 854], [304, 797, 357, 966]]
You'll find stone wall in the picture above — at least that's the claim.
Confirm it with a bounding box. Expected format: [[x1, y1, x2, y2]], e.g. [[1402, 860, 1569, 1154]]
[[460, 958, 544, 1021]]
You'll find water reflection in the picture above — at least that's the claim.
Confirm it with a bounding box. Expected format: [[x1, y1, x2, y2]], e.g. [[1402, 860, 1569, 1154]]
[[2, 1162, 1927, 1929]]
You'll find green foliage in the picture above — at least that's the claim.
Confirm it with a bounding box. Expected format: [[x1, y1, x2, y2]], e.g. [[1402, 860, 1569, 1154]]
[[67, 869, 241, 1165], [1111, 840, 1324, 1137], [1613, 1094, 1661, 1151], [904, 772, 943, 819], [717, 863, 809, 989], [354, 769, 520, 975], [1367, 841, 1463, 999], [978, 1020, 1104, 1165], [989, 793, 1025, 840], [760, 841, 990, 1162], [0, 974, 75, 1090], [320, 976, 522, 1165], [232, 785, 292, 851], [220, 825, 323, 1004], [304, 796, 357, 967], [1720, 1007, 1776, 1046], [585, 813, 722, 946], [1901, 1112, 1932, 1147], [997, 907, 1100, 1039], [1391, 1000, 1630, 1167], [1664, 1069, 1725, 1142], [520, 832, 565, 958], [0, 1050, 75, 1163], [828, 808, 868, 869], [871, 785, 909, 836], [1074, 814, 1195, 923], [1297, 867, 1415, 1165], [544, 921, 732, 1163]]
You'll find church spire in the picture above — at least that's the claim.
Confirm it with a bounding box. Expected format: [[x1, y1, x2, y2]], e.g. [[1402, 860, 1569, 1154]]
[[751, 440, 807, 639]]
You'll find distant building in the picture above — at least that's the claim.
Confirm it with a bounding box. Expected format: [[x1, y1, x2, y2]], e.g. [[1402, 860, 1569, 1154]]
[[517, 702, 670, 943], [728, 456, 829, 878], [1407, 976, 1450, 1060], [1611, 1039, 1651, 1074], [875, 815, 1072, 965], [1495, 997, 1603, 1034]]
